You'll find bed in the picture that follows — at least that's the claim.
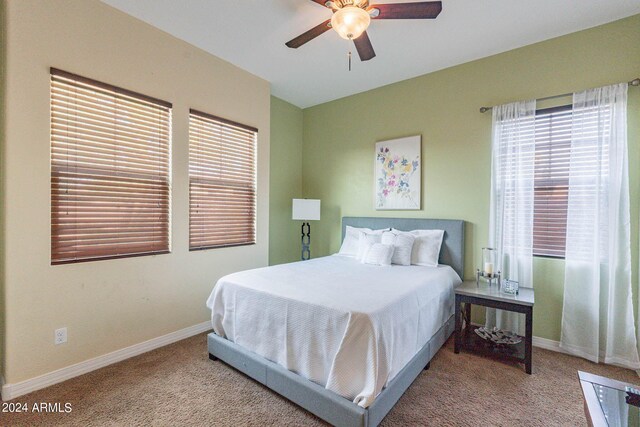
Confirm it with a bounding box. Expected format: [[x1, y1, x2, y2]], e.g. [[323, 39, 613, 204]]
[[206, 217, 465, 427]]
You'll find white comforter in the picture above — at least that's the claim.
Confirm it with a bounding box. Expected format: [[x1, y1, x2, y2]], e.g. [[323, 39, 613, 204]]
[[206, 255, 461, 408]]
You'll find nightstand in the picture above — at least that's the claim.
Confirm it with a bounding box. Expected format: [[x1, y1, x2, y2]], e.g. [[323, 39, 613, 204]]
[[454, 280, 535, 374]]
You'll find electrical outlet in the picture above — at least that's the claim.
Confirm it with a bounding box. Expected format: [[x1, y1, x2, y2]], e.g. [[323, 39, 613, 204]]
[[54, 327, 67, 345]]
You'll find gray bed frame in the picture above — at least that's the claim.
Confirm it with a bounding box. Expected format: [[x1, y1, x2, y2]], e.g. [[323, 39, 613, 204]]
[[207, 217, 465, 427]]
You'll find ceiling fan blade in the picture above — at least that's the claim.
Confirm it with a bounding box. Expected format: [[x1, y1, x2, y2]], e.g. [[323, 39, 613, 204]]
[[353, 31, 376, 61], [285, 19, 332, 49], [369, 1, 442, 19]]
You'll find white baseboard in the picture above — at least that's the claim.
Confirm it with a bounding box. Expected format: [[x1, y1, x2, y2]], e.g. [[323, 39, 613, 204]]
[[531, 335, 572, 354], [1, 321, 212, 401]]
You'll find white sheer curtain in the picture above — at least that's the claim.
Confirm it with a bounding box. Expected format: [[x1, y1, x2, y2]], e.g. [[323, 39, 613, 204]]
[[487, 100, 536, 335], [560, 83, 640, 369]]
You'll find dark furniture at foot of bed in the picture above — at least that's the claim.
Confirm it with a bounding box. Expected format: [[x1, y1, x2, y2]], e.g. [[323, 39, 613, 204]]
[[207, 217, 465, 427]]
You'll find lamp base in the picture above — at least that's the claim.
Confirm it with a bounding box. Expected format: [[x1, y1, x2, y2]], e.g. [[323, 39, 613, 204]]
[[301, 222, 311, 261]]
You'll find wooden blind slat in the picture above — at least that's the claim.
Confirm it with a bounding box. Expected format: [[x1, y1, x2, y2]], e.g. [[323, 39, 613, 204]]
[[51, 69, 171, 264], [189, 111, 257, 250], [51, 68, 172, 108]]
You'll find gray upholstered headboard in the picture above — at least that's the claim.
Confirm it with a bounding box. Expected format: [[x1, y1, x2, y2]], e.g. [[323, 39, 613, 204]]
[[341, 217, 465, 279]]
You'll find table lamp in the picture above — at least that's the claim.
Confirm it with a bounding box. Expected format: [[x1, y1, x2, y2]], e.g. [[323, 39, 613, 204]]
[[292, 199, 321, 260]]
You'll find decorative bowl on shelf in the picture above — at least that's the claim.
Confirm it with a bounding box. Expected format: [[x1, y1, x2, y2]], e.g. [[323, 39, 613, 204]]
[[475, 326, 522, 345]]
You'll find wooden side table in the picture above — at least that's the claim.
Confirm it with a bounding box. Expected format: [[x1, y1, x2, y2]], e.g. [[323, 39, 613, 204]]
[[454, 280, 535, 374]]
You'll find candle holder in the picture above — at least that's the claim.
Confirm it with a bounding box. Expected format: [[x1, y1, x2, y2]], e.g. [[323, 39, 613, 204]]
[[476, 269, 501, 287], [482, 247, 496, 275], [477, 247, 501, 287]]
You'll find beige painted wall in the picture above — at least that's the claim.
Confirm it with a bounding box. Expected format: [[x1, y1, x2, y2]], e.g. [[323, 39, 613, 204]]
[[0, 0, 6, 381], [301, 15, 640, 342], [2, 0, 270, 384], [269, 97, 303, 265]]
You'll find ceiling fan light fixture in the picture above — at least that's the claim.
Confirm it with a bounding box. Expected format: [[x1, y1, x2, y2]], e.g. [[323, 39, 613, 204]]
[[331, 6, 371, 40]]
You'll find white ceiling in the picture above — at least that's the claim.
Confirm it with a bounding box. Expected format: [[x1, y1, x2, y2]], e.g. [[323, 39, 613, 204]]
[[101, 0, 640, 108]]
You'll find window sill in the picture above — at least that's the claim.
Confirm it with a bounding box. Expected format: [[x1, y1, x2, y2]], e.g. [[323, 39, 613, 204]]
[[533, 254, 565, 260], [52, 250, 171, 265], [189, 242, 256, 252]]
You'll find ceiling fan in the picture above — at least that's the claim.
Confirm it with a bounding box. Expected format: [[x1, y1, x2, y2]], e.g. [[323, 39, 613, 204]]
[[285, 0, 443, 61]]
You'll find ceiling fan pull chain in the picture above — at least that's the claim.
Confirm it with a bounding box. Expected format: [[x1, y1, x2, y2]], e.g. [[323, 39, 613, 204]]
[[348, 50, 352, 71]]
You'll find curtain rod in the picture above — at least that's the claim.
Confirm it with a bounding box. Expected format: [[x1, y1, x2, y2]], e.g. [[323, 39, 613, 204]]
[[479, 78, 640, 113]]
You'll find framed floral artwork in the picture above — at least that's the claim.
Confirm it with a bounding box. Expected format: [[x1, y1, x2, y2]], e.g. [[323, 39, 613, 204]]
[[375, 135, 421, 210]]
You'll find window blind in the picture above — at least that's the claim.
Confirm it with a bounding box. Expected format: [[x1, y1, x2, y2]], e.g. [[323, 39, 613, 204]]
[[50, 68, 171, 264], [188, 109, 257, 250], [533, 106, 572, 258]]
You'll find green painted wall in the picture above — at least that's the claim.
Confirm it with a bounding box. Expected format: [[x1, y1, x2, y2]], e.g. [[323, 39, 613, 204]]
[[269, 96, 304, 265], [299, 15, 640, 342]]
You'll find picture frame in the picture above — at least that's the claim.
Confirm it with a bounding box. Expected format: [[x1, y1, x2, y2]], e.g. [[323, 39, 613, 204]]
[[374, 135, 421, 210], [502, 279, 520, 295]]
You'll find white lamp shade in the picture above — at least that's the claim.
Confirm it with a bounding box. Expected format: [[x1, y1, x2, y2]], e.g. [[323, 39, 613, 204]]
[[292, 199, 321, 221]]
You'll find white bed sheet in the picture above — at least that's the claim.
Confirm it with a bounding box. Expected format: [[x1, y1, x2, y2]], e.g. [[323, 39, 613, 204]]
[[206, 255, 461, 408]]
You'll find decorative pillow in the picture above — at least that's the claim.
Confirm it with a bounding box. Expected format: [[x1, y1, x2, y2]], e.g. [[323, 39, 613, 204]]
[[338, 226, 371, 257], [397, 228, 445, 267], [381, 230, 415, 266], [362, 243, 394, 266], [356, 231, 383, 261], [338, 226, 388, 257]]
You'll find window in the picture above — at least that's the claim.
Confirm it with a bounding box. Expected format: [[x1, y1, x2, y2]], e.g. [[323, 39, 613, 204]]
[[533, 106, 572, 258], [50, 68, 171, 264], [188, 109, 257, 250]]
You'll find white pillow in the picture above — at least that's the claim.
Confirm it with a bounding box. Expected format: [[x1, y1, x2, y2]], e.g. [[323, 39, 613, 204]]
[[362, 243, 394, 266], [394, 228, 444, 267], [356, 231, 382, 261], [381, 230, 415, 266], [338, 226, 388, 257]]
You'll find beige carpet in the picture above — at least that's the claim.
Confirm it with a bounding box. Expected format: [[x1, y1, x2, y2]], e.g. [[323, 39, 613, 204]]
[[3, 333, 639, 426]]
